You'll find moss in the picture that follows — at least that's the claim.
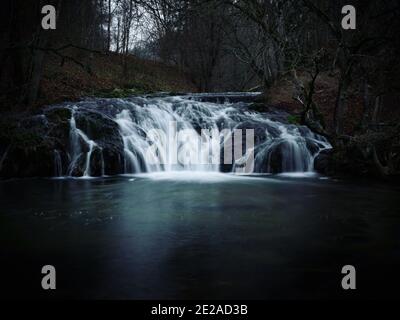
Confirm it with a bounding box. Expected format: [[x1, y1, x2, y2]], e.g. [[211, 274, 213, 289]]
[[287, 115, 301, 125], [46, 107, 72, 122], [2, 129, 43, 148], [0, 118, 46, 148], [15, 131, 44, 147], [248, 103, 268, 112], [0, 120, 16, 139], [75, 111, 119, 141], [93, 86, 153, 98]]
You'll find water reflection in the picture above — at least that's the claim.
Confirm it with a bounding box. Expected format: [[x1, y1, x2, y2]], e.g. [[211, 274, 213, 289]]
[[0, 176, 399, 299]]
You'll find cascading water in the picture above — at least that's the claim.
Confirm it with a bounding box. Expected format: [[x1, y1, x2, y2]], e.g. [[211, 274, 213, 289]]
[[253, 122, 327, 173], [53, 150, 62, 177], [114, 99, 221, 173], [67, 108, 81, 176], [57, 93, 330, 178], [67, 107, 103, 177]]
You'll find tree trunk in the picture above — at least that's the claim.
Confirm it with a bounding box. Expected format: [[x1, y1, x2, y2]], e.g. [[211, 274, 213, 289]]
[[27, 32, 48, 105], [116, 17, 121, 53], [360, 79, 371, 131], [334, 72, 350, 136], [107, 0, 112, 51], [27, 0, 63, 106], [372, 96, 381, 124]]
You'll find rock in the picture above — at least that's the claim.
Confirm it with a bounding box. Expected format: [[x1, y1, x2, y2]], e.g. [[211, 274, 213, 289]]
[[262, 144, 283, 173], [314, 146, 372, 177], [0, 104, 126, 178], [0, 112, 57, 177], [314, 149, 335, 176], [247, 103, 270, 113], [0, 130, 56, 178], [74, 109, 124, 176]]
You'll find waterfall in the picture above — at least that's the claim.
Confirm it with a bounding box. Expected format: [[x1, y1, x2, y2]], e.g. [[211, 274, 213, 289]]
[[56, 94, 331, 178], [253, 123, 331, 173], [113, 100, 221, 173], [115, 109, 150, 173], [67, 108, 81, 176], [80, 133, 97, 177], [100, 148, 105, 177], [53, 150, 62, 177], [67, 108, 99, 177]]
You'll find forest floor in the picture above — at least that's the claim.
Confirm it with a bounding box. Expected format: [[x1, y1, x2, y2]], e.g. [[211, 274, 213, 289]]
[[266, 71, 363, 135], [3, 49, 398, 135], [266, 71, 400, 136], [29, 51, 196, 110]]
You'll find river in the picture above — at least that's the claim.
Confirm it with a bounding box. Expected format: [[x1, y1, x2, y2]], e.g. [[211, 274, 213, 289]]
[[1, 173, 399, 299]]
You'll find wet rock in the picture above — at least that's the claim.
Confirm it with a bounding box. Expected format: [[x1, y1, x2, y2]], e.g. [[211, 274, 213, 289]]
[[0, 112, 57, 177], [314, 146, 372, 177], [247, 103, 270, 113], [0, 130, 56, 178], [74, 110, 124, 176], [0, 104, 126, 178], [314, 149, 336, 176]]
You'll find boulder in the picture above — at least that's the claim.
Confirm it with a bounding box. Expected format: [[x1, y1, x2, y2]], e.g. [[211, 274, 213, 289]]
[[314, 149, 336, 176], [0, 105, 126, 178]]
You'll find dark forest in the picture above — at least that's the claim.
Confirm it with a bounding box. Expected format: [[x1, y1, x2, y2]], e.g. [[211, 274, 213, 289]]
[[1, 0, 400, 178]]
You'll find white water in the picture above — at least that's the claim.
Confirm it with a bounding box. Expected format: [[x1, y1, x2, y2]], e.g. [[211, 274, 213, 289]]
[[53, 150, 62, 177], [63, 94, 331, 178], [67, 108, 103, 177], [114, 99, 222, 173], [254, 121, 330, 173]]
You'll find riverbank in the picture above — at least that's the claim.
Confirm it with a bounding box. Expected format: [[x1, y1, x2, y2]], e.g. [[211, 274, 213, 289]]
[[263, 72, 400, 181]]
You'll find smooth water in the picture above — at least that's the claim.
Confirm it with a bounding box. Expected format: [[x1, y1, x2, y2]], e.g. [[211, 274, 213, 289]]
[[1, 174, 399, 299]]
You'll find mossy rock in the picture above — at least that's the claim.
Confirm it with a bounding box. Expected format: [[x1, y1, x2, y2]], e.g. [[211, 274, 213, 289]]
[[247, 103, 268, 113], [287, 115, 301, 125], [45, 107, 72, 123], [0, 120, 18, 144], [94, 86, 152, 98], [0, 121, 44, 148], [0, 136, 56, 178]]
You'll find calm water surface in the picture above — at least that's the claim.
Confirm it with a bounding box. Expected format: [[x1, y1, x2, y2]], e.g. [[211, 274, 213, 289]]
[[0, 173, 399, 299]]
